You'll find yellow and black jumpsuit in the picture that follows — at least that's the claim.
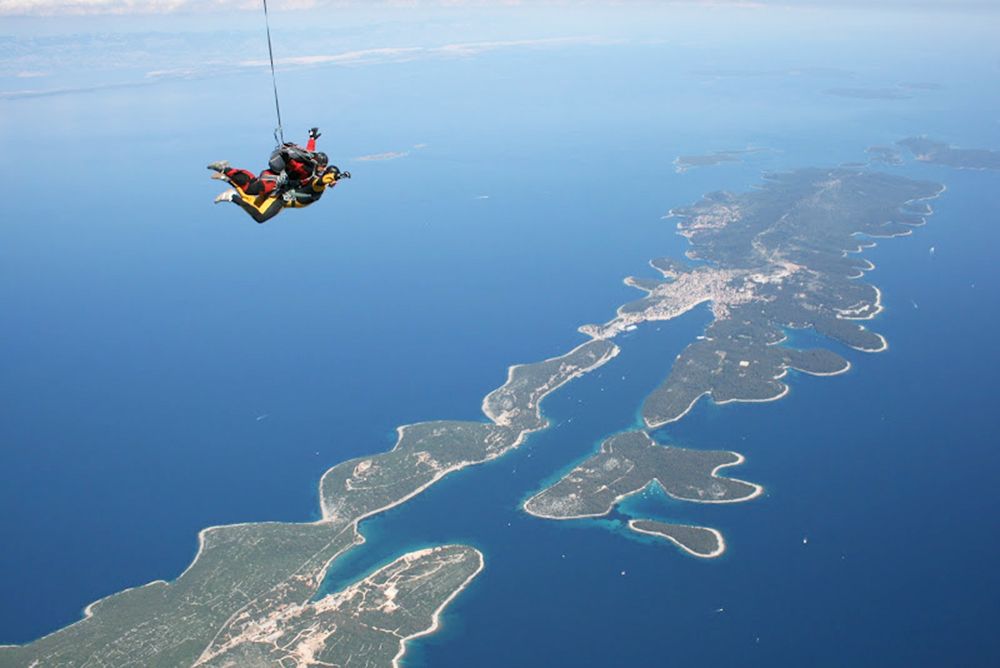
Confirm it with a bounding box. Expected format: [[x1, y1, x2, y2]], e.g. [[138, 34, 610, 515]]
[[231, 169, 340, 224]]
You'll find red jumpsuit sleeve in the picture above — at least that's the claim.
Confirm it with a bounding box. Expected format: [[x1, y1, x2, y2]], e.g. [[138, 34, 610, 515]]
[[306, 137, 317, 152]]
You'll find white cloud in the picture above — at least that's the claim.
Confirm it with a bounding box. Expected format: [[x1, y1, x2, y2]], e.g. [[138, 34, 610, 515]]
[[145, 67, 198, 78], [0, 0, 313, 16], [353, 151, 410, 161], [234, 36, 617, 71], [238, 47, 425, 69], [1, 1, 189, 16], [1, 33, 619, 99], [0, 79, 154, 99]]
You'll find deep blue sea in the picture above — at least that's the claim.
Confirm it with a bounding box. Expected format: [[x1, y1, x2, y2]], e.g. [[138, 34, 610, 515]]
[[1, 8, 998, 665]]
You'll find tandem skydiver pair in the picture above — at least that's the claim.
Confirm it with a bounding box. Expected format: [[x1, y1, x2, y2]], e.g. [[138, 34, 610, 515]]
[[208, 127, 351, 224]]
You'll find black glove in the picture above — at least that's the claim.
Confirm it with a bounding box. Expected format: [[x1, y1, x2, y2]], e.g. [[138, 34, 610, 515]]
[[342, 171, 351, 179], [308, 127, 321, 140]]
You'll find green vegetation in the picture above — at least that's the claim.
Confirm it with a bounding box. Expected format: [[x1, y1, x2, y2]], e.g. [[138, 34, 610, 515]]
[[198, 546, 483, 668], [642, 168, 941, 426], [524, 430, 759, 520], [628, 520, 723, 558], [0, 523, 360, 667]]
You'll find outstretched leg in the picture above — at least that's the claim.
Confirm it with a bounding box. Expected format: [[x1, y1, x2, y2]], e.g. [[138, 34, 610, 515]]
[[232, 194, 284, 224], [208, 161, 279, 198], [225, 169, 281, 196]]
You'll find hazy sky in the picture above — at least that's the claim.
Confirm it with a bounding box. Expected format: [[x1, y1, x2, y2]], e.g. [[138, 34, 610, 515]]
[[3, 0, 999, 17]]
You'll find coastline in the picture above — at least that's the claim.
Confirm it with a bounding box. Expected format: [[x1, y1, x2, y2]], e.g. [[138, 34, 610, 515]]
[[646, 381, 792, 430], [523, 449, 764, 522], [480, 339, 621, 425], [796, 359, 852, 377], [836, 285, 883, 320], [391, 548, 485, 668], [643, 391, 710, 428], [701, 452, 766, 504], [850, 331, 889, 353]]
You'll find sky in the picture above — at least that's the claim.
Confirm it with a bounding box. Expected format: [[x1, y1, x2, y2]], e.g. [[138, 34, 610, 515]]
[[3, 0, 1000, 16]]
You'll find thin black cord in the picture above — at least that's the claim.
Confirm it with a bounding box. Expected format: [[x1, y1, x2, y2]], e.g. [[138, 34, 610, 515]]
[[262, 0, 284, 146]]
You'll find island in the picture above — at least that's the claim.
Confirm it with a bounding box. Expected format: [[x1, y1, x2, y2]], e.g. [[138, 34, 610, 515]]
[[525, 430, 761, 520], [628, 520, 725, 558], [673, 148, 766, 174], [898, 136, 1000, 170], [579, 168, 940, 427], [523, 431, 758, 557]]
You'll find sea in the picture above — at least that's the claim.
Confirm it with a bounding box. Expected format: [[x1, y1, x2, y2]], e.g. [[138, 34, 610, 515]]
[[1, 6, 998, 666]]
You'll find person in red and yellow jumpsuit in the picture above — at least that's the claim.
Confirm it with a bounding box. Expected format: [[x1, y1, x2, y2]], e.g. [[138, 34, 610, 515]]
[[208, 127, 350, 223]]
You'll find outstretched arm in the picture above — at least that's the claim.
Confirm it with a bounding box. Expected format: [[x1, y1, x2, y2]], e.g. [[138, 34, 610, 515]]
[[307, 127, 321, 152]]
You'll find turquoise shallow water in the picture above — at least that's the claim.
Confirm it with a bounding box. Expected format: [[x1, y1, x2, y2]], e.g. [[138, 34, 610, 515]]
[[1, 14, 999, 665]]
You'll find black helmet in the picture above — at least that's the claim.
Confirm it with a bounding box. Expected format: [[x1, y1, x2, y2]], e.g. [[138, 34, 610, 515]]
[[314, 152, 329, 166]]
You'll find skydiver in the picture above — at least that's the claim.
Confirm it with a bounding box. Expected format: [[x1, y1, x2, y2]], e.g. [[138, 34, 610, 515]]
[[207, 127, 350, 223], [216, 162, 349, 224], [208, 127, 324, 199]]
